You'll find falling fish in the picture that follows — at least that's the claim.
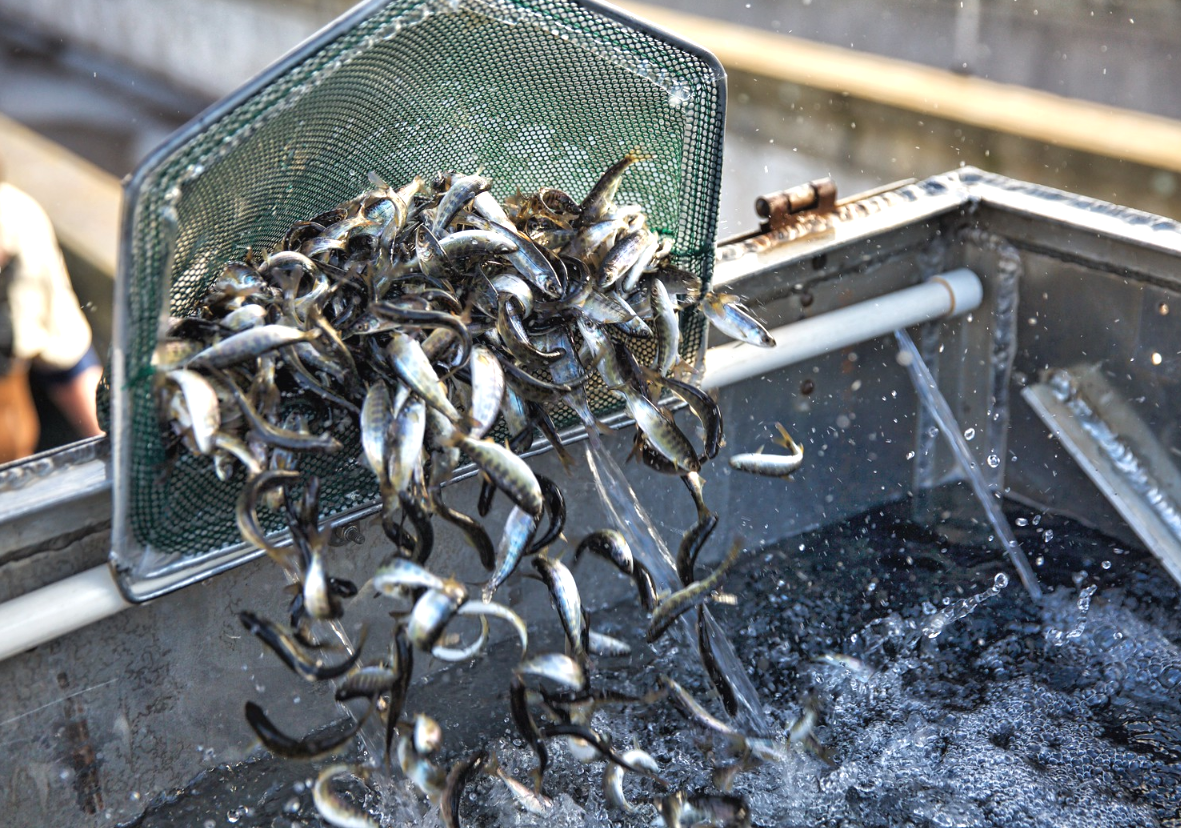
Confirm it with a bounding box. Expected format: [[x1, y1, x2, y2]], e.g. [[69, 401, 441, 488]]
[[728, 423, 804, 478]]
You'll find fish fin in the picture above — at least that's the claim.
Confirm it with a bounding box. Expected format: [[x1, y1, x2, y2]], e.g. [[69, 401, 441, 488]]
[[772, 422, 797, 450]]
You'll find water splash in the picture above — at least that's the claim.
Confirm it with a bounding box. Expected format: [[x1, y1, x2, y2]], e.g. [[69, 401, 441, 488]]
[[582, 442, 771, 734], [1044, 584, 1099, 647], [895, 330, 1042, 599], [921, 573, 1009, 640]]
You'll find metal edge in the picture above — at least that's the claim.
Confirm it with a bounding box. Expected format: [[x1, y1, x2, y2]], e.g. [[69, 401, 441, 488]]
[[110, 0, 730, 602], [111, 0, 401, 602], [957, 167, 1181, 257], [1022, 382, 1181, 587], [118, 0, 396, 208], [118, 403, 644, 602], [712, 171, 975, 285], [574, 0, 728, 282]]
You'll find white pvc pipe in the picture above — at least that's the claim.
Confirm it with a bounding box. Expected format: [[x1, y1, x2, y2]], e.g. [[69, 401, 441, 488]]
[[0, 565, 129, 662], [702, 268, 983, 389], [0, 269, 982, 664]]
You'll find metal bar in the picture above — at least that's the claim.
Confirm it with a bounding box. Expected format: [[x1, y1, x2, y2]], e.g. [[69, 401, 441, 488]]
[[0, 268, 983, 663], [702, 267, 983, 389], [1023, 372, 1181, 587], [0, 566, 129, 662]]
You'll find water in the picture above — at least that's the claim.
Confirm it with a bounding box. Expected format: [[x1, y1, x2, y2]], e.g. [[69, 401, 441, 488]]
[[895, 330, 1042, 599], [123, 501, 1181, 827], [582, 441, 771, 735]]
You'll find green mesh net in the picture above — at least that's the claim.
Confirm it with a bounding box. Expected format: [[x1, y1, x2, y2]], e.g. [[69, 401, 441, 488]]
[[111, 0, 725, 590]]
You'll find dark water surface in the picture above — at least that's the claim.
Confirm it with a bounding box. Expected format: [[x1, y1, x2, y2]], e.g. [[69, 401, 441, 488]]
[[123, 500, 1181, 828]]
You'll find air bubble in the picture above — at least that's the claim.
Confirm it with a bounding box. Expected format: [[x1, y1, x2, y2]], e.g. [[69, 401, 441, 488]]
[[963, 427, 976, 441], [986, 453, 1000, 468]]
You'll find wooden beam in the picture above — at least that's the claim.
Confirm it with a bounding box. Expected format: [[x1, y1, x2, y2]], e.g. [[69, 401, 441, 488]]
[[618, 1, 1181, 173], [0, 112, 120, 277]]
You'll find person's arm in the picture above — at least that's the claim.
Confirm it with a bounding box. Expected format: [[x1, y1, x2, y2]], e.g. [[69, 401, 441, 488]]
[[3, 184, 104, 439], [44, 362, 102, 438]]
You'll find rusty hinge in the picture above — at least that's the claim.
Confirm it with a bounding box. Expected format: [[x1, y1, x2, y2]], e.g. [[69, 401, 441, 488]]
[[754, 177, 838, 232]]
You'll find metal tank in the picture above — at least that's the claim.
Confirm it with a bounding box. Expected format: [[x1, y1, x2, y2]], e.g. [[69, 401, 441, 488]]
[[1, 168, 1180, 825]]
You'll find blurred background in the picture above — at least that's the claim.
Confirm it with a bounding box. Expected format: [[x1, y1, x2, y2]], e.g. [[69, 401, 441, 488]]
[[1, 0, 1178, 449]]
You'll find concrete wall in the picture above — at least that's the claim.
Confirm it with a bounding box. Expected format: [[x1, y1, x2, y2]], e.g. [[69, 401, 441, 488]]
[[0, 0, 348, 101], [5, 0, 1178, 119], [638, 0, 1181, 120]]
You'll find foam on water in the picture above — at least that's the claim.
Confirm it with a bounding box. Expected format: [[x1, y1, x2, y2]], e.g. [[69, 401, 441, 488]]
[[124, 502, 1181, 828]]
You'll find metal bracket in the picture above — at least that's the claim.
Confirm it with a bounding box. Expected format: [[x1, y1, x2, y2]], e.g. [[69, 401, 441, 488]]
[[1023, 366, 1181, 587], [754, 177, 838, 231]]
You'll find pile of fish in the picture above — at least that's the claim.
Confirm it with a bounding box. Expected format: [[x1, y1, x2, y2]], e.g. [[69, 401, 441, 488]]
[[154, 155, 805, 828]]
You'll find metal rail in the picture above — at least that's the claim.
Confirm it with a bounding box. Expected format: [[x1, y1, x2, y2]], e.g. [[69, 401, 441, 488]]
[[0, 270, 981, 663]]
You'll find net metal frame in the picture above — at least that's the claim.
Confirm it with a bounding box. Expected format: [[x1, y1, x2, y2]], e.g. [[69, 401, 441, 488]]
[[109, 0, 726, 602]]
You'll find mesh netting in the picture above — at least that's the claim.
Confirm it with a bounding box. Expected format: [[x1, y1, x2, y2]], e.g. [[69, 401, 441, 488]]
[[114, 0, 724, 567]]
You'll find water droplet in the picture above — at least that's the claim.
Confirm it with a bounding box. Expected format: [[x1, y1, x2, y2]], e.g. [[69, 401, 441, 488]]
[[986, 453, 1000, 468], [963, 427, 976, 441], [1043, 529, 1055, 542], [906, 451, 916, 460], [1015, 517, 1029, 526], [1101, 560, 1112, 570]]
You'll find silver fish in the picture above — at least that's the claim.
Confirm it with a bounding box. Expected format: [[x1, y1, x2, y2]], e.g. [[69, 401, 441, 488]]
[[452, 435, 543, 517], [579, 151, 652, 226], [588, 630, 632, 657], [407, 582, 466, 651], [650, 277, 681, 377], [312, 764, 377, 828], [495, 766, 552, 815], [728, 423, 804, 477], [431, 614, 489, 662], [165, 369, 220, 455], [620, 232, 661, 293], [602, 748, 660, 813], [597, 229, 648, 290], [436, 228, 517, 259], [456, 600, 529, 654], [360, 383, 393, 484], [388, 332, 460, 421], [516, 653, 586, 691], [483, 504, 538, 601], [532, 556, 587, 659], [221, 303, 267, 331], [186, 325, 314, 369], [702, 291, 776, 348], [374, 558, 448, 597], [621, 390, 700, 474], [573, 529, 634, 575], [387, 397, 427, 496], [413, 713, 443, 756], [432, 174, 492, 236], [466, 346, 506, 439], [648, 540, 742, 642], [398, 732, 447, 799]]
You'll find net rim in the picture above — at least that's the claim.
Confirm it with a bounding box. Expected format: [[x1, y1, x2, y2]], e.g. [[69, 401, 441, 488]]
[[109, 0, 727, 603]]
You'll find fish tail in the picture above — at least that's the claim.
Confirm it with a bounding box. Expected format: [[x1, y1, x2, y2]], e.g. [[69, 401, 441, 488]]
[[772, 422, 797, 450]]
